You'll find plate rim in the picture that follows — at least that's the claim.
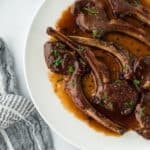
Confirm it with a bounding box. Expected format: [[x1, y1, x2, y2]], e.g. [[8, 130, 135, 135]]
[[23, 0, 81, 149]]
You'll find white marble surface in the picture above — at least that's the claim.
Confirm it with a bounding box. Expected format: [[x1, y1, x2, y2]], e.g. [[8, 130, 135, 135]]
[[0, 0, 78, 150]]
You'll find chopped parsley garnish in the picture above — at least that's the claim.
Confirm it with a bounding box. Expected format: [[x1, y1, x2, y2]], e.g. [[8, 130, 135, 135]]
[[139, 107, 145, 117], [101, 95, 108, 100], [68, 66, 75, 73], [123, 65, 128, 70], [124, 100, 135, 109], [108, 102, 113, 110], [57, 78, 63, 82], [92, 28, 104, 37], [115, 80, 121, 85], [99, 101, 105, 107], [133, 0, 140, 6], [83, 7, 99, 14], [133, 79, 140, 87], [58, 42, 65, 49], [51, 49, 58, 55], [118, 45, 124, 51], [51, 56, 63, 67], [92, 30, 98, 37], [78, 46, 85, 52]]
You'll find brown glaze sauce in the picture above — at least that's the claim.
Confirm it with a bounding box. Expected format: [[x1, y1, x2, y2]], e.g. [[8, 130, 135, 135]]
[[48, 0, 150, 136]]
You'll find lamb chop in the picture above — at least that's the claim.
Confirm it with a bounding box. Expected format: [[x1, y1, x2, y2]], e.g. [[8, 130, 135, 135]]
[[71, 0, 150, 47], [44, 39, 126, 133], [65, 60, 126, 134], [108, 0, 150, 26], [44, 41, 76, 75], [47, 27, 138, 117], [135, 92, 150, 139], [134, 56, 150, 90], [69, 36, 136, 80]]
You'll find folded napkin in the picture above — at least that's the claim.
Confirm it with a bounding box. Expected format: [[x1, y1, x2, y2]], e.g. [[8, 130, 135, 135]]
[[0, 39, 55, 150]]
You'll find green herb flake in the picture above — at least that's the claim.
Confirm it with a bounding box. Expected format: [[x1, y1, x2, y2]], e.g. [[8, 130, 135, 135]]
[[83, 7, 99, 14], [78, 46, 85, 52], [68, 66, 75, 73], [123, 65, 128, 70], [51, 56, 63, 67], [115, 80, 121, 85], [92, 30, 98, 37], [58, 42, 65, 49], [133, 0, 140, 6], [124, 100, 135, 109], [51, 49, 58, 55], [92, 28, 103, 37], [108, 102, 113, 110], [101, 95, 108, 100], [99, 101, 104, 107], [139, 107, 145, 117], [57, 78, 63, 82], [133, 79, 140, 87], [118, 45, 124, 51], [99, 27, 104, 32]]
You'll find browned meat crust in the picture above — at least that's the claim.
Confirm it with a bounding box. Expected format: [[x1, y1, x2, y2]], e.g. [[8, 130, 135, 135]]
[[71, 0, 150, 46], [108, 0, 150, 26]]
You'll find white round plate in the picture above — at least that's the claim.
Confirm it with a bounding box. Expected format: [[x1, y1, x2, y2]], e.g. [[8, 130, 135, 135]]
[[24, 0, 150, 149]]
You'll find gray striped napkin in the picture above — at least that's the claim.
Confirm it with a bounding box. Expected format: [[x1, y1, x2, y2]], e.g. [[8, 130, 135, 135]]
[[0, 38, 55, 150]]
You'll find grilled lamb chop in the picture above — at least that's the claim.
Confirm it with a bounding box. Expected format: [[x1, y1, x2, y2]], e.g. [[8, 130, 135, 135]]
[[135, 92, 150, 139], [71, 0, 150, 46], [108, 0, 150, 26], [47, 27, 138, 116], [44, 41, 76, 75], [69, 36, 136, 79], [64, 60, 126, 134], [134, 56, 150, 90]]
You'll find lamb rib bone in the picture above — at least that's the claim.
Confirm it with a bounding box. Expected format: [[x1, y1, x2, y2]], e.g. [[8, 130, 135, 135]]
[[69, 36, 136, 79]]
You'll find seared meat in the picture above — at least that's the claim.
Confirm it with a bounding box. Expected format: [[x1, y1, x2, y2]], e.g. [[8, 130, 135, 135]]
[[134, 56, 150, 90], [108, 0, 150, 26], [44, 41, 76, 75], [101, 81, 138, 115], [64, 60, 126, 134], [47, 27, 138, 117], [71, 0, 150, 46], [135, 92, 150, 139], [72, 0, 108, 31], [70, 36, 136, 79]]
